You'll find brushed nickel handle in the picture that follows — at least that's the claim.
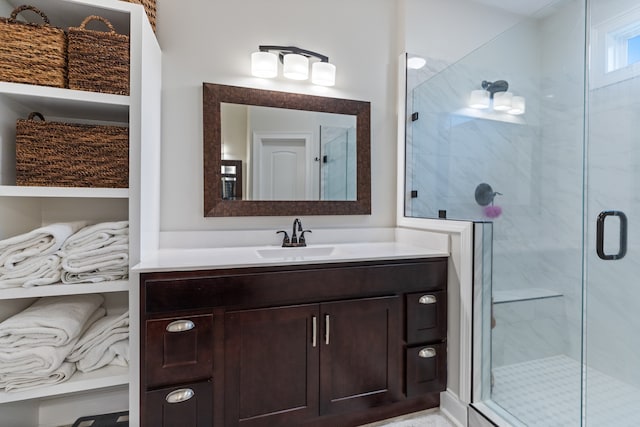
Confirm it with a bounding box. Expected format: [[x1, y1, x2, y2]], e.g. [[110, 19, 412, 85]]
[[325, 314, 330, 345], [166, 320, 195, 332], [165, 388, 194, 403], [312, 316, 317, 348], [419, 295, 437, 304], [418, 347, 436, 358]]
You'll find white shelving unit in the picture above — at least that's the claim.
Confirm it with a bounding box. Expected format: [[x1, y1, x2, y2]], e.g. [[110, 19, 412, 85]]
[[0, 0, 161, 425]]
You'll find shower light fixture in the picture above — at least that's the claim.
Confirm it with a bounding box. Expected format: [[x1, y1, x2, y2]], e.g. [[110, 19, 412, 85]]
[[468, 80, 525, 115], [251, 45, 336, 86], [407, 56, 427, 69]]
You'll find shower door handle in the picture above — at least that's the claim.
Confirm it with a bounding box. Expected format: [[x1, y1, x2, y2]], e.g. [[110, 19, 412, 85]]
[[596, 210, 627, 260]]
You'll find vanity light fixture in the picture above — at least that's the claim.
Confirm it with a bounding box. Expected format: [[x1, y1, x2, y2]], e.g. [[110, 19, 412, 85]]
[[251, 45, 336, 86], [468, 80, 526, 115]]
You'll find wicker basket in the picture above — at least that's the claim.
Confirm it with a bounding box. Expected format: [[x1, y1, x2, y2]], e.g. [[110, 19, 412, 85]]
[[0, 5, 67, 88], [16, 112, 129, 188], [68, 16, 130, 95], [121, 0, 156, 32]]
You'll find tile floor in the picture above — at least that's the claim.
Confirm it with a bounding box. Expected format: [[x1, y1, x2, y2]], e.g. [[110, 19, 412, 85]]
[[492, 355, 640, 427], [360, 409, 458, 427]]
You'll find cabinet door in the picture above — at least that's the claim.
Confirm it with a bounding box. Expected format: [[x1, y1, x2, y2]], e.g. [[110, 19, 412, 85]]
[[225, 304, 320, 427], [144, 380, 213, 427], [319, 296, 401, 416]]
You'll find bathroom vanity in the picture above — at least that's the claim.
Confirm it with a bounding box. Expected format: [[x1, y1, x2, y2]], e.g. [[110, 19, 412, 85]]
[[137, 245, 448, 427]]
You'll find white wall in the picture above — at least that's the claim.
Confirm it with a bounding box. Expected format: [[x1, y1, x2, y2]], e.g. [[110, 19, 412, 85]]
[[403, 0, 522, 66], [156, 0, 398, 231]]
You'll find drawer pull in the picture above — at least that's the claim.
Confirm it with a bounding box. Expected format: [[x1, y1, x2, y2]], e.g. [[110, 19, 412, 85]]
[[166, 320, 195, 332], [165, 388, 194, 403], [418, 295, 437, 304], [418, 347, 436, 358]]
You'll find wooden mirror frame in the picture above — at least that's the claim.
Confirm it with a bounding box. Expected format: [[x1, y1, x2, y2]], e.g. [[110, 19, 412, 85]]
[[203, 83, 371, 217]]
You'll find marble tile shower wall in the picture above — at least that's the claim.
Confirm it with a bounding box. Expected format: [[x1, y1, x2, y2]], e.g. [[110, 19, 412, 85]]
[[406, 2, 587, 367], [585, 76, 640, 388]]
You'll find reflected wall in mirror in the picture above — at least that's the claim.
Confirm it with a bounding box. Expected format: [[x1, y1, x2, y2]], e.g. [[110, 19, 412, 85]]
[[220, 103, 356, 201], [203, 83, 371, 217]]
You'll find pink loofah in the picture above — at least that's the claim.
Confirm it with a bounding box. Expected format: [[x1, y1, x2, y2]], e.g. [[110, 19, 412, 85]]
[[484, 205, 502, 218]]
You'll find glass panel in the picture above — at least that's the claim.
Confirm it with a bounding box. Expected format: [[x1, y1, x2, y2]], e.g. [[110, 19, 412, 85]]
[[628, 34, 640, 65], [320, 126, 357, 201], [584, 1, 640, 425], [405, 0, 586, 425]]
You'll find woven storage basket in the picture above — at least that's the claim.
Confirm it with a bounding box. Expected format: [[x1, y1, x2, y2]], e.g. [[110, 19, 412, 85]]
[[16, 113, 129, 188], [68, 16, 130, 95], [0, 5, 67, 88], [121, 0, 156, 32]]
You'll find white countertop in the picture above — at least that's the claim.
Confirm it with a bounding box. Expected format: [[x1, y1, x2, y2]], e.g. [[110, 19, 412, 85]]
[[133, 241, 448, 272]]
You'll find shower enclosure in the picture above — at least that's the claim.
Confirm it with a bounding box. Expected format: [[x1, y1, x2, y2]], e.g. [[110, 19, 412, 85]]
[[404, 0, 640, 425]]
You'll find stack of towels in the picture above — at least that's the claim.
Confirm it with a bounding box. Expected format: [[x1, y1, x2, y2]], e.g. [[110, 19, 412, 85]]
[[0, 221, 129, 289], [0, 222, 87, 289], [0, 294, 129, 392], [59, 221, 129, 285]]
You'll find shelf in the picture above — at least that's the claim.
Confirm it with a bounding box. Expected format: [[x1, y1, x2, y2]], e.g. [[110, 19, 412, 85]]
[[0, 280, 129, 300], [0, 365, 128, 404], [0, 81, 129, 123], [0, 185, 129, 199], [493, 288, 563, 304]]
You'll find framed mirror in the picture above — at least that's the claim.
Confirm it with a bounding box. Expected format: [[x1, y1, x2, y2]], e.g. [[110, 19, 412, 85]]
[[203, 83, 371, 216]]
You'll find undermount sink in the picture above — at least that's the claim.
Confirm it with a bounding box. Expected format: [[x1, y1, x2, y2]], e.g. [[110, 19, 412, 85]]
[[256, 246, 336, 259]]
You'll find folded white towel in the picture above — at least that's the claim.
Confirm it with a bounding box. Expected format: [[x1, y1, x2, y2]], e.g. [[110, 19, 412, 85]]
[[61, 244, 129, 273], [0, 340, 76, 376], [61, 221, 129, 254], [67, 311, 129, 362], [76, 335, 129, 372], [0, 254, 61, 289], [0, 294, 105, 348], [0, 222, 87, 269], [1, 361, 76, 392], [61, 270, 128, 284]]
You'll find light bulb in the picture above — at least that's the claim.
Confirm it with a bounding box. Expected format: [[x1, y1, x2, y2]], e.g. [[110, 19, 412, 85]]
[[493, 91, 513, 111], [251, 51, 278, 78], [311, 62, 336, 86], [508, 96, 526, 115], [283, 53, 309, 80], [469, 90, 490, 109]]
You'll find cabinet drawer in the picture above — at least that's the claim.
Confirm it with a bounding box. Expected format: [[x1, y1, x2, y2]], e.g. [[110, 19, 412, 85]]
[[144, 380, 213, 427], [406, 290, 446, 344], [405, 342, 446, 397], [146, 314, 214, 388]]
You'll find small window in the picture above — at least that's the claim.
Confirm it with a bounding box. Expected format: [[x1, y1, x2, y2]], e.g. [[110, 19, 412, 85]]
[[592, 6, 640, 88], [627, 34, 640, 65]]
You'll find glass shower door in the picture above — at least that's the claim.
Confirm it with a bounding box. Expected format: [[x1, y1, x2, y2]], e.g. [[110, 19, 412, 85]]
[[584, 1, 640, 424]]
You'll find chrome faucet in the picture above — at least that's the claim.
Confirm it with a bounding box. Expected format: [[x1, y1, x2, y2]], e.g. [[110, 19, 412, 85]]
[[277, 218, 312, 247]]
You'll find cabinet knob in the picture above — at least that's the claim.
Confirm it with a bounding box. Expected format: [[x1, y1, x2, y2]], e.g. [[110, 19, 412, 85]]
[[165, 388, 195, 403], [418, 347, 436, 358], [166, 320, 195, 332], [418, 295, 437, 304]]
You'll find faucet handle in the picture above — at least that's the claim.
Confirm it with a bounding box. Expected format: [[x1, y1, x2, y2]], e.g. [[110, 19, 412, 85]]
[[276, 230, 290, 246], [298, 230, 312, 246]]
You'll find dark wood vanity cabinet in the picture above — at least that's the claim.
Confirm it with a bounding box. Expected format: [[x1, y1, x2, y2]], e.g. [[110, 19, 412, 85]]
[[140, 257, 447, 427]]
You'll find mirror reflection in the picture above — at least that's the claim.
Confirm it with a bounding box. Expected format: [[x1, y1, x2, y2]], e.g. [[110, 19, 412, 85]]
[[221, 103, 357, 201]]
